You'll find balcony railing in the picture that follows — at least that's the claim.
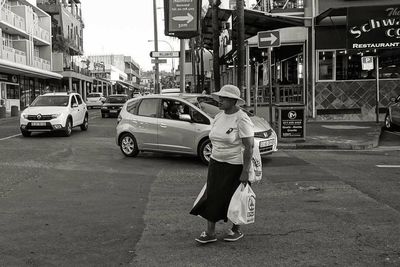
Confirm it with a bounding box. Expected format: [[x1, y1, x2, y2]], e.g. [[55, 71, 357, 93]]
[[1, 8, 26, 32], [251, 0, 304, 13], [34, 25, 51, 43], [14, 49, 27, 65], [64, 61, 92, 76]]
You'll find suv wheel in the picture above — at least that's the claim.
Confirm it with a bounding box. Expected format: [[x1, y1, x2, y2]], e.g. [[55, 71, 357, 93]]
[[385, 113, 393, 130], [80, 115, 88, 131], [21, 130, 31, 137], [120, 133, 139, 157], [199, 139, 212, 165], [64, 118, 72, 137]]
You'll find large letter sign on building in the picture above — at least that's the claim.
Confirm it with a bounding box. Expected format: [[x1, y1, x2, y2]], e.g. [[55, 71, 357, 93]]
[[347, 5, 400, 50], [164, 0, 200, 38]]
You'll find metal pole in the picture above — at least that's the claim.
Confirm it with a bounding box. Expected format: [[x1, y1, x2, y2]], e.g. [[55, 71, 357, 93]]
[[211, 0, 220, 92], [180, 39, 185, 93], [268, 48, 273, 123], [153, 0, 160, 94], [246, 44, 251, 106], [254, 62, 259, 115], [236, 0, 245, 93], [376, 56, 380, 123]]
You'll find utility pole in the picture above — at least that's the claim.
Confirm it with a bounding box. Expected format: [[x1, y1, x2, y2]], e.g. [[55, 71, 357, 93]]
[[180, 39, 185, 93], [236, 0, 245, 96], [153, 0, 160, 94], [210, 0, 221, 92]]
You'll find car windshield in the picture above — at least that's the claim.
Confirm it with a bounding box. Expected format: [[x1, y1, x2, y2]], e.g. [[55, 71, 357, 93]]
[[87, 93, 101, 98], [106, 96, 127, 103], [30, 95, 69, 107], [184, 95, 253, 118]]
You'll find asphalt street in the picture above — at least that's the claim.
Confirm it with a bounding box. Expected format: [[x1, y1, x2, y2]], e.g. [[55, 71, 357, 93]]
[[0, 110, 400, 266]]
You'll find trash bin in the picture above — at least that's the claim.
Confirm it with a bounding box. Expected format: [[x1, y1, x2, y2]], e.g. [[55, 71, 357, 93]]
[[11, 105, 19, 117], [0, 106, 5, 119], [274, 103, 306, 142]]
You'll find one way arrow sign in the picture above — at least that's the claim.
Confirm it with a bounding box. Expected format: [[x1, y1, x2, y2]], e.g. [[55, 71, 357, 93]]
[[258, 30, 281, 48]]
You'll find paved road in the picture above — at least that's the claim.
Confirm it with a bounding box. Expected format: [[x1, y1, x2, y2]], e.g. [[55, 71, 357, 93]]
[[1, 113, 400, 265]]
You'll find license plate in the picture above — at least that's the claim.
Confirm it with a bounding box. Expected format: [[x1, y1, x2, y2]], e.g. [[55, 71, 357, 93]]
[[110, 110, 118, 113], [259, 140, 274, 148], [31, 122, 46, 126]]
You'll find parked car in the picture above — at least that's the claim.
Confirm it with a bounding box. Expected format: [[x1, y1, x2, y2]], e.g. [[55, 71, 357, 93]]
[[385, 94, 400, 130], [115, 94, 277, 164], [86, 93, 106, 109], [101, 94, 129, 118], [20, 92, 88, 137]]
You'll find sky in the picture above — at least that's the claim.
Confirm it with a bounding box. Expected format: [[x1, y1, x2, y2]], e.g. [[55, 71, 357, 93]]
[[82, 0, 184, 72], [81, 0, 257, 72]]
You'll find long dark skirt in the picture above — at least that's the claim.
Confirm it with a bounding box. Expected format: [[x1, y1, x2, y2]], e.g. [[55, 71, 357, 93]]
[[190, 158, 242, 223]]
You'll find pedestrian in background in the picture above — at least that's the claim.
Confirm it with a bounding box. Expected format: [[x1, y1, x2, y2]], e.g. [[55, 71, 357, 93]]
[[190, 84, 254, 244]]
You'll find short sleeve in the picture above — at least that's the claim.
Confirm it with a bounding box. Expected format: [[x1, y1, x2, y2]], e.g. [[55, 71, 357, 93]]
[[238, 113, 254, 138]]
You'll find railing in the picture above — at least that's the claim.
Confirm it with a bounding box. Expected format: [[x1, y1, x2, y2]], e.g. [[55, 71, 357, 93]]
[[14, 49, 26, 65], [251, 0, 304, 13], [1, 46, 15, 62], [63, 61, 92, 76], [34, 25, 51, 43], [1, 8, 26, 31], [33, 56, 43, 69], [251, 84, 303, 104]]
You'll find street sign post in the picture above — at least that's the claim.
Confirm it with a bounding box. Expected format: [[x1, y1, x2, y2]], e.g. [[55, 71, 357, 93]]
[[164, 0, 200, 38], [150, 51, 180, 58], [257, 31, 281, 48]]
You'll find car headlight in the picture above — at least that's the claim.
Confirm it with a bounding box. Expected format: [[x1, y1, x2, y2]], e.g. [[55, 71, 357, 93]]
[[101, 106, 107, 109], [21, 113, 28, 119], [51, 113, 61, 119]]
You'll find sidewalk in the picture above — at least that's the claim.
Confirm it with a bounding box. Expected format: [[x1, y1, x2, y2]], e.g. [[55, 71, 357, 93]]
[[277, 121, 383, 150]]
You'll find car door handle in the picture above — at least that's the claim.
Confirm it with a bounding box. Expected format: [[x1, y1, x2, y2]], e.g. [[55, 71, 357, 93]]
[[160, 123, 167, 128]]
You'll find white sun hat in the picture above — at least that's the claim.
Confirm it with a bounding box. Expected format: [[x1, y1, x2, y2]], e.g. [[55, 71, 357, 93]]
[[211, 84, 245, 106]]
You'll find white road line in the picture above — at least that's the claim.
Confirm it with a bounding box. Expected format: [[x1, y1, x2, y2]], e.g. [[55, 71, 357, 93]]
[[0, 133, 21, 141], [376, 165, 400, 168], [386, 131, 400, 137]]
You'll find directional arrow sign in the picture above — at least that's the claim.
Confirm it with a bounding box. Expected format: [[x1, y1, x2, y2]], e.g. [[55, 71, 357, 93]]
[[150, 51, 180, 58], [168, 0, 198, 33], [258, 31, 281, 48]]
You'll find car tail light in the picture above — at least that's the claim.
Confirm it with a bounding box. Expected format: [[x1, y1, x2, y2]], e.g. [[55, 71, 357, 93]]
[[117, 114, 122, 124]]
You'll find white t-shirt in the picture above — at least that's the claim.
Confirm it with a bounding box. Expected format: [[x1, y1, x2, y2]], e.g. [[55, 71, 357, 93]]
[[209, 109, 254, 165]]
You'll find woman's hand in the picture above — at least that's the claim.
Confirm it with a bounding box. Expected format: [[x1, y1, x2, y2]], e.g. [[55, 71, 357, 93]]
[[239, 170, 250, 184]]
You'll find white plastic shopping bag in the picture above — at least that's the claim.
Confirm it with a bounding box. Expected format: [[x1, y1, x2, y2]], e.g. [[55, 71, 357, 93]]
[[249, 139, 262, 183], [193, 183, 206, 207], [227, 183, 256, 225]]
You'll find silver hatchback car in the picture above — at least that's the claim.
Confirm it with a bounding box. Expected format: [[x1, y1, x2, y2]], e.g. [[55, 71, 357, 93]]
[[116, 94, 277, 164]]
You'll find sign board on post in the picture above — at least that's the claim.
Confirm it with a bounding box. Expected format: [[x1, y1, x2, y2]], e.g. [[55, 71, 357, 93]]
[[164, 0, 200, 39], [361, 56, 374, 70], [152, 59, 168, 64], [150, 51, 180, 58], [347, 5, 400, 50], [258, 30, 281, 48]]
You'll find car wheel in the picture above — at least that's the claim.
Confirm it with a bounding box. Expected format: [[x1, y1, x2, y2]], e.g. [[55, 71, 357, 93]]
[[119, 133, 139, 157], [21, 130, 31, 137], [385, 113, 393, 131], [63, 118, 72, 137], [80, 114, 88, 131], [199, 139, 212, 165]]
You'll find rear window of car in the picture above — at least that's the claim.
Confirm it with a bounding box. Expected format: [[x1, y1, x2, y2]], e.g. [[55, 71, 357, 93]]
[[87, 93, 101, 98], [31, 95, 69, 107], [106, 96, 128, 103]]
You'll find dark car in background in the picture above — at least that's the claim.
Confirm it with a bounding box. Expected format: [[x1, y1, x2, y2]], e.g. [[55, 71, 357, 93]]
[[101, 94, 129, 118], [385, 94, 400, 130]]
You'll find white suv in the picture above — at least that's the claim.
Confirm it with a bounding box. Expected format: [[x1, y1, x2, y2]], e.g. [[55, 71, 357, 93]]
[[20, 92, 88, 137]]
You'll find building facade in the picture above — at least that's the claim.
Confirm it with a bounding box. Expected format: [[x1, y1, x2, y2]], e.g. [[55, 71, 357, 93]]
[[37, 0, 93, 101], [0, 0, 62, 112]]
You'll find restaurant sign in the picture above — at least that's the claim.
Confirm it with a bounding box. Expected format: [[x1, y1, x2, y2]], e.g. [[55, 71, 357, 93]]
[[347, 5, 400, 50]]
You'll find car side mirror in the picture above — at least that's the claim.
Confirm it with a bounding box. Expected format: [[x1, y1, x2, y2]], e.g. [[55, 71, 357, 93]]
[[179, 114, 191, 122], [72, 103, 78, 108]]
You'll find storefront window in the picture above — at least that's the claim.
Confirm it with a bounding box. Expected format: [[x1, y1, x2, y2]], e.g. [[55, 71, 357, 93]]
[[318, 51, 334, 80], [336, 51, 363, 80]]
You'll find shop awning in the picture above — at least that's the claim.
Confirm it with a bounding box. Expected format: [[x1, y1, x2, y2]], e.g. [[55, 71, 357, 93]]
[[0, 59, 63, 79], [315, 7, 347, 25], [202, 8, 304, 49]]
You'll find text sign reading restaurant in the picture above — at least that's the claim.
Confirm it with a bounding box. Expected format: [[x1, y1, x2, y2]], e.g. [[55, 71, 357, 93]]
[[347, 5, 400, 50]]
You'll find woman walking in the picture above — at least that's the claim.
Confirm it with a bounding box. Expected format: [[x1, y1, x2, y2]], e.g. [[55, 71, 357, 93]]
[[190, 84, 254, 244]]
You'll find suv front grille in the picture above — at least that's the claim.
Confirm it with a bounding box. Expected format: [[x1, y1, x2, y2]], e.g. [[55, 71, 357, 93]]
[[27, 115, 53, 120]]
